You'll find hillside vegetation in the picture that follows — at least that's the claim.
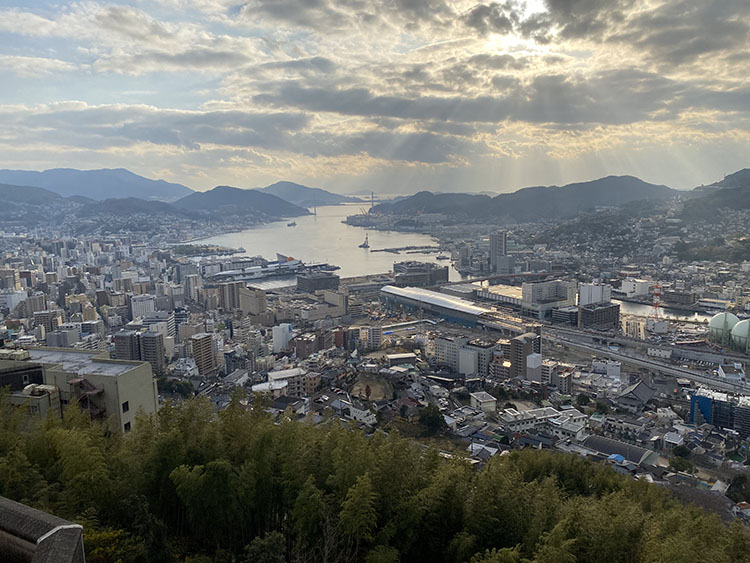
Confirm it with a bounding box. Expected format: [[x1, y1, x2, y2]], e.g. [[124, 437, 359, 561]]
[[0, 394, 748, 562]]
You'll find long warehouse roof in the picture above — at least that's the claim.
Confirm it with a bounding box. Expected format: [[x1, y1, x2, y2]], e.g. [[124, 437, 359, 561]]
[[381, 285, 490, 316]]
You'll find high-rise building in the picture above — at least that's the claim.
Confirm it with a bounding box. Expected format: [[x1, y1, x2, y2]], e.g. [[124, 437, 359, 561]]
[[521, 280, 576, 319], [240, 288, 267, 316], [489, 231, 507, 273], [0, 269, 19, 289], [0, 289, 27, 312], [578, 302, 620, 329], [191, 333, 218, 376], [140, 331, 166, 373], [296, 273, 340, 293], [509, 332, 541, 379], [114, 330, 141, 361], [219, 281, 245, 310], [184, 274, 202, 302], [392, 261, 449, 287], [272, 323, 293, 353], [34, 309, 62, 333], [578, 283, 612, 306], [130, 294, 156, 319]]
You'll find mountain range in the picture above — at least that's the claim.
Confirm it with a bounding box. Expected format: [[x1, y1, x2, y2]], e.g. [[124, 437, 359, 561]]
[[0, 168, 193, 202], [255, 181, 361, 207], [681, 168, 750, 220], [376, 175, 678, 222], [174, 185, 309, 217], [1, 166, 749, 229]]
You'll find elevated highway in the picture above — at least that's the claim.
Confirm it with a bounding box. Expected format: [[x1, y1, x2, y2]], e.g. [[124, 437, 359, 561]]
[[545, 330, 750, 395]]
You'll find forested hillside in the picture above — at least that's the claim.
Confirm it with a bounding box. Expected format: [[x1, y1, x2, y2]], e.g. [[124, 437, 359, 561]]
[[0, 393, 748, 562]]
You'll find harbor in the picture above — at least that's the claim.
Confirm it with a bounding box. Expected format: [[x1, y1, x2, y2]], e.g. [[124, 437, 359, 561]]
[[190, 204, 465, 281]]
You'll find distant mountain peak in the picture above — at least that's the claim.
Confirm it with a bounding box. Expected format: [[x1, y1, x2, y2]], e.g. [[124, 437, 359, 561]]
[[256, 181, 362, 207], [378, 174, 676, 223], [174, 185, 310, 218], [0, 167, 194, 202]]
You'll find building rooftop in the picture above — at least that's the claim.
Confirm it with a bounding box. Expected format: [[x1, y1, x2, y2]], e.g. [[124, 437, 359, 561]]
[[27, 348, 140, 377], [382, 285, 490, 316], [483, 284, 524, 300], [470, 391, 497, 403]]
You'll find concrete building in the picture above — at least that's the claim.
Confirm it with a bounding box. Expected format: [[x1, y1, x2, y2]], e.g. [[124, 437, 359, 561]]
[[191, 333, 218, 376], [509, 332, 541, 379], [130, 294, 156, 319], [114, 330, 141, 361], [578, 283, 612, 306], [0, 288, 27, 311], [297, 272, 340, 293], [23, 347, 159, 433], [267, 367, 319, 397], [470, 391, 497, 413], [392, 261, 449, 287], [34, 309, 62, 333], [579, 302, 620, 329], [272, 323, 293, 353], [46, 329, 79, 348], [140, 331, 166, 373], [619, 278, 651, 298], [240, 288, 267, 316], [489, 230, 507, 273], [521, 280, 576, 319]]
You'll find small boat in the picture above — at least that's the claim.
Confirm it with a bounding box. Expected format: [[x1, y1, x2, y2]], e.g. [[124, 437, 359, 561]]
[[287, 221, 297, 227], [359, 234, 370, 249]]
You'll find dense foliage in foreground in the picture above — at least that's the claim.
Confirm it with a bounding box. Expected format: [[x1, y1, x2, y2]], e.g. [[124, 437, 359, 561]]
[[1, 394, 748, 563]]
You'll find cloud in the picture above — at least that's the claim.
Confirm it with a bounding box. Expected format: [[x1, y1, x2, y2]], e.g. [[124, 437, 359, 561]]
[[0, 101, 484, 163], [250, 67, 701, 126], [0, 55, 77, 77], [0, 1, 748, 193]]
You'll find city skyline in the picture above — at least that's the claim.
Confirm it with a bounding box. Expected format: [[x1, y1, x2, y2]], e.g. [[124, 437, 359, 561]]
[[1, 0, 749, 194]]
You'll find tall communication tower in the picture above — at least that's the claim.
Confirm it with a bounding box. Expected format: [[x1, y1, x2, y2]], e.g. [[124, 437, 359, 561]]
[[648, 282, 663, 320]]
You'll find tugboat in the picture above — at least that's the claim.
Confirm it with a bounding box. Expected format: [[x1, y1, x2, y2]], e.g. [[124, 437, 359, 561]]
[[359, 234, 370, 249], [287, 221, 297, 227]]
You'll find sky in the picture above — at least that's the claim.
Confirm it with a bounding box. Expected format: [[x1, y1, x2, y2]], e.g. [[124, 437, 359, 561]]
[[0, 0, 748, 194]]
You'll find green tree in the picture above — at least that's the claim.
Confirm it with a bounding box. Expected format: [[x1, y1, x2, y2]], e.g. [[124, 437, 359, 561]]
[[241, 531, 285, 563], [595, 400, 610, 414], [340, 472, 378, 558], [470, 546, 522, 563], [419, 404, 445, 433], [668, 456, 693, 474], [576, 394, 590, 406], [672, 445, 690, 458], [366, 545, 400, 563]]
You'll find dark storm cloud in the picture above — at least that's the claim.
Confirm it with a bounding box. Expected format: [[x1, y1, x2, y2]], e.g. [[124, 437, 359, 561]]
[[463, 2, 516, 35], [1, 104, 483, 163], [458, 0, 750, 67], [252, 68, 701, 126], [236, 0, 454, 31], [610, 0, 750, 65], [14, 107, 309, 150]]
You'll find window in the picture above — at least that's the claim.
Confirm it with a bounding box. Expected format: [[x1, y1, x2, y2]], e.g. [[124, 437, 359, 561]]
[[22, 374, 29, 384], [122, 401, 129, 413], [124, 422, 131, 432]]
